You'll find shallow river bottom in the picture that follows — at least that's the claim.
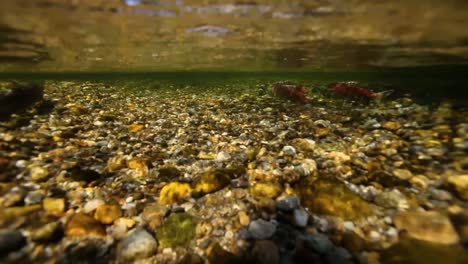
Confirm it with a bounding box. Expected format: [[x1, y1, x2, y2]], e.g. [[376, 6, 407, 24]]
[[0, 80, 467, 263]]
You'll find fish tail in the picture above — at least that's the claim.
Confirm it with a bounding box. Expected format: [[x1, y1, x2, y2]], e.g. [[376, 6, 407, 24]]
[[374, 90, 394, 100]]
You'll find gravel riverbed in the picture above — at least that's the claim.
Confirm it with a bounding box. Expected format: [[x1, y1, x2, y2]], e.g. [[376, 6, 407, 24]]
[[0, 81, 467, 263]]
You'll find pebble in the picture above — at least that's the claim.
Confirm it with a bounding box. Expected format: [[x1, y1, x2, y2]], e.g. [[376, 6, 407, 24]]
[[43, 197, 66, 215], [238, 211, 250, 226], [410, 175, 430, 189], [30, 166, 49, 181], [383, 121, 401, 131], [393, 169, 413, 180], [215, 151, 231, 162], [292, 138, 316, 152], [393, 211, 459, 244], [83, 199, 105, 213], [0, 229, 26, 255], [248, 219, 276, 239], [65, 213, 106, 238], [304, 233, 334, 254], [142, 203, 168, 231], [117, 227, 158, 261], [429, 188, 453, 201], [293, 209, 309, 227], [24, 191, 45, 205], [110, 218, 136, 239], [447, 174, 468, 200], [282, 145, 296, 156], [276, 196, 300, 212], [343, 221, 355, 232], [374, 189, 409, 209], [94, 204, 122, 224]]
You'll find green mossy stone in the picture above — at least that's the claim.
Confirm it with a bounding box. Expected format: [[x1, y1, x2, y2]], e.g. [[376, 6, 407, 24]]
[[193, 168, 240, 197], [156, 213, 195, 248], [297, 178, 372, 221]]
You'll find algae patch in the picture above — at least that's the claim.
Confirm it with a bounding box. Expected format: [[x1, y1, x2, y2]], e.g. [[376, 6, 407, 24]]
[[156, 213, 195, 248]]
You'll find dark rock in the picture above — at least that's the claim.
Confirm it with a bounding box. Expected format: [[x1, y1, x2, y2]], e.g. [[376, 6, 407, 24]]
[[59, 241, 110, 264], [248, 219, 276, 240], [68, 166, 102, 183], [0, 229, 26, 255], [0, 82, 44, 120]]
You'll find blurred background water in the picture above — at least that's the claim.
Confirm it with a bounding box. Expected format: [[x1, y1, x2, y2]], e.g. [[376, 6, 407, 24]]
[[1, 0, 468, 101]]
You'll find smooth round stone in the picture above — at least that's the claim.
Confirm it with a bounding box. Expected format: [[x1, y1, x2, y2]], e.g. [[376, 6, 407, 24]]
[[393, 169, 413, 180], [343, 221, 355, 232], [94, 204, 122, 224], [393, 211, 460, 244], [429, 188, 453, 201], [142, 203, 168, 231], [65, 213, 106, 238], [282, 146, 296, 156], [447, 175, 468, 200], [276, 196, 300, 212], [84, 199, 105, 213], [248, 219, 276, 240], [238, 211, 250, 226], [304, 233, 334, 254], [293, 209, 309, 227], [215, 152, 231, 162], [24, 191, 45, 205], [30, 166, 49, 181], [0, 229, 26, 255], [117, 227, 158, 261], [43, 197, 66, 215]]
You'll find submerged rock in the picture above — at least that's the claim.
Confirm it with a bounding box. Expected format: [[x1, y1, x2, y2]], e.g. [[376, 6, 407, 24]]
[[94, 204, 122, 224], [193, 168, 236, 196], [65, 213, 106, 238], [0, 82, 44, 120], [297, 178, 372, 220], [157, 213, 196, 248], [250, 182, 283, 199], [381, 236, 468, 264], [248, 219, 276, 239], [117, 227, 158, 261], [393, 211, 459, 244], [0, 229, 26, 255], [447, 175, 468, 200], [205, 242, 242, 264], [159, 182, 192, 205]]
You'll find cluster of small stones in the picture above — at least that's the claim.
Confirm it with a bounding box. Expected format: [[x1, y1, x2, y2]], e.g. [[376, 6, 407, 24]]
[[0, 81, 467, 263]]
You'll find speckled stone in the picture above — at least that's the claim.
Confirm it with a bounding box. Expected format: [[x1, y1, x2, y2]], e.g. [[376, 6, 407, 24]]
[[248, 219, 276, 240], [94, 204, 122, 224], [65, 213, 106, 238], [117, 227, 158, 261]]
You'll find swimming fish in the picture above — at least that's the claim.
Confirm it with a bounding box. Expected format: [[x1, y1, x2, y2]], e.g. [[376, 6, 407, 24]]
[[272, 82, 311, 104]]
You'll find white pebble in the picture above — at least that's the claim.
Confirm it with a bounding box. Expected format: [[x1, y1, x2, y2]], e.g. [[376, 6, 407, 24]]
[[84, 199, 105, 213], [15, 160, 27, 168], [282, 145, 296, 156]]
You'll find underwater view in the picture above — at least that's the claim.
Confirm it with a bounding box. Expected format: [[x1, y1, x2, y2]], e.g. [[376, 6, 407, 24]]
[[1, 0, 468, 263]]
